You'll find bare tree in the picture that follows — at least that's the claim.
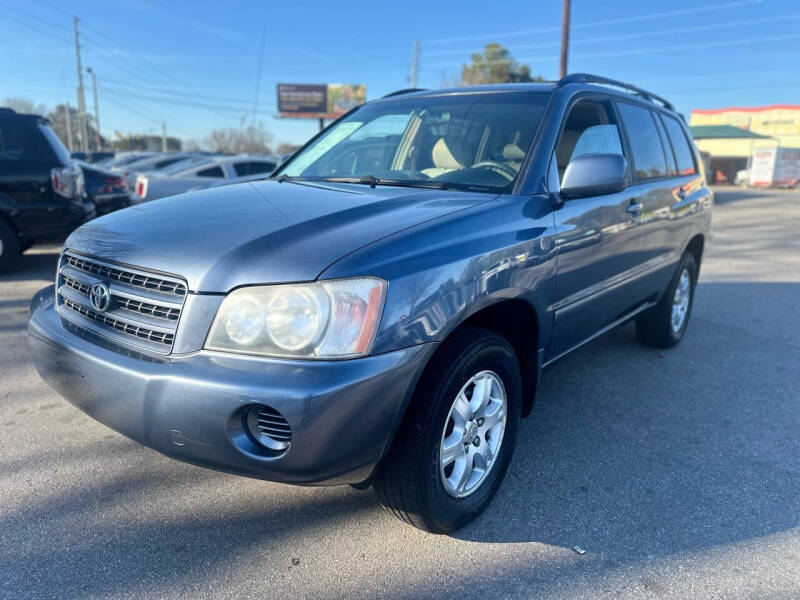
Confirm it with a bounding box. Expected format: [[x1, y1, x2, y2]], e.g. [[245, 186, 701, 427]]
[[3, 97, 47, 116], [275, 142, 301, 155], [206, 124, 272, 154]]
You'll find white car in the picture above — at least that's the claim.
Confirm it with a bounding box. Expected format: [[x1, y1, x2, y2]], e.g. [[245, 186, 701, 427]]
[[120, 153, 208, 190], [131, 155, 278, 203], [734, 168, 749, 187]]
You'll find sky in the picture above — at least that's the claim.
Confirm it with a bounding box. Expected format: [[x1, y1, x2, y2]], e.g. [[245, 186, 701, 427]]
[[1, 0, 799, 148]]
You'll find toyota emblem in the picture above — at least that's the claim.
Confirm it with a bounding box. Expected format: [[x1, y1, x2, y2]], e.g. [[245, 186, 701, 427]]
[[89, 283, 110, 312]]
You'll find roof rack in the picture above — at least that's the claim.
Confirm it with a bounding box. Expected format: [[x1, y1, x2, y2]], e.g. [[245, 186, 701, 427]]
[[382, 88, 426, 98], [557, 73, 674, 111]]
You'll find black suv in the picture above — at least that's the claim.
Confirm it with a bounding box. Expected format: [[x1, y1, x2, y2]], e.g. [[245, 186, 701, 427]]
[[0, 107, 94, 271]]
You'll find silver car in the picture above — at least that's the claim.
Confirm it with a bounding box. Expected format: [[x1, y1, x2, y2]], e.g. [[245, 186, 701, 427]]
[[130, 155, 278, 203], [119, 152, 208, 190]]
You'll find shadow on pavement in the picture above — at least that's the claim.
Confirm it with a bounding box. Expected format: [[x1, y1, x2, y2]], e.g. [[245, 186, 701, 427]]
[[0, 273, 797, 598], [713, 188, 786, 204], [1, 251, 60, 283], [457, 281, 800, 560]]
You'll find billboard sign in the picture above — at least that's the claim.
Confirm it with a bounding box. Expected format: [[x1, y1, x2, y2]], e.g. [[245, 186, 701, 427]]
[[277, 83, 366, 119]]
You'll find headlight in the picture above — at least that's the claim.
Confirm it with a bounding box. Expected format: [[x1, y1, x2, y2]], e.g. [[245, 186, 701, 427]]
[[205, 278, 386, 359]]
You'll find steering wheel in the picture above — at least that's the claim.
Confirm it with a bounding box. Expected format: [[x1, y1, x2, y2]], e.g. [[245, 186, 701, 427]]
[[470, 161, 518, 181]]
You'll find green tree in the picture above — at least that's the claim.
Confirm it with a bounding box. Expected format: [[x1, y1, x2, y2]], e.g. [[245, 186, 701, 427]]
[[461, 43, 544, 85]]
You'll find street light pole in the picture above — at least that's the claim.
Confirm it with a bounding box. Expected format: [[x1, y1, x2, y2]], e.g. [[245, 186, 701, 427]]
[[73, 17, 89, 153], [559, 0, 571, 79], [86, 67, 100, 150]]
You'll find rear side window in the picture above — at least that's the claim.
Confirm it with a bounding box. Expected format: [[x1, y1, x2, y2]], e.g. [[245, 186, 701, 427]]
[[196, 166, 224, 178], [653, 115, 676, 176], [155, 157, 183, 169], [234, 161, 276, 176], [0, 119, 57, 165], [661, 114, 697, 176], [617, 103, 667, 181]]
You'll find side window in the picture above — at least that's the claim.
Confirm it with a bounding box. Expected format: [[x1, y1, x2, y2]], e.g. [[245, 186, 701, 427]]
[[653, 114, 676, 176], [196, 166, 224, 178], [234, 161, 276, 176], [155, 157, 182, 169], [617, 102, 668, 181], [0, 119, 53, 164], [661, 114, 697, 176], [554, 99, 624, 183]]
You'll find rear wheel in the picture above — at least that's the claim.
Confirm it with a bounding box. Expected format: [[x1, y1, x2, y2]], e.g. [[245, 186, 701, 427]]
[[374, 327, 522, 533], [636, 252, 698, 348], [0, 220, 20, 273]]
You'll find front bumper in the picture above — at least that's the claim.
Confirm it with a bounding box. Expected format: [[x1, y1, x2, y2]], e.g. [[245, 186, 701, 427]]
[[28, 286, 433, 485]]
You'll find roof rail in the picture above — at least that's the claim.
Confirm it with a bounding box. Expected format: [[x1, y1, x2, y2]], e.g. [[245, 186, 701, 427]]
[[557, 73, 674, 111], [382, 88, 426, 98]]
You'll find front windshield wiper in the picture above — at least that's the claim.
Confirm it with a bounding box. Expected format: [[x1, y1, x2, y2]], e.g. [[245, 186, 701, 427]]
[[320, 175, 448, 190]]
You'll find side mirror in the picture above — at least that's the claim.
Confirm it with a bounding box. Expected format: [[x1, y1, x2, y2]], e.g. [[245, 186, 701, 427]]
[[560, 153, 628, 199]]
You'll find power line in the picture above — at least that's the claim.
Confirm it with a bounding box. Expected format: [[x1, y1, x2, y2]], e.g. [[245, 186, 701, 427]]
[[0, 5, 71, 45], [422, 0, 764, 46], [425, 31, 800, 68], [423, 12, 800, 57]]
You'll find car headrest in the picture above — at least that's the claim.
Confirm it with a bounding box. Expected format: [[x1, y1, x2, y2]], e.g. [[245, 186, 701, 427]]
[[502, 143, 526, 161], [431, 137, 470, 169]]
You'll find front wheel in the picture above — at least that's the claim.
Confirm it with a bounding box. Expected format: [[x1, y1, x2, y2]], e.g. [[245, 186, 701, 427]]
[[636, 252, 698, 348], [374, 327, 522, 533]]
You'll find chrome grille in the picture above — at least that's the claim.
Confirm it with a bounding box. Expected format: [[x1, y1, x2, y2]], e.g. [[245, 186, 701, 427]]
[[64, 254, 187, 296], [56, 251, 187, 354]]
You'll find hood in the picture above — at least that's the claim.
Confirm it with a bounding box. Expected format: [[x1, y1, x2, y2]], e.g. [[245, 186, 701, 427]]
[[66, 180, 489, 292]]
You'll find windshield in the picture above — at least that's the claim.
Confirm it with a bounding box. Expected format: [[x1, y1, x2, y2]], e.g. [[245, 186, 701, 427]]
[[276, 91, 548, 192]]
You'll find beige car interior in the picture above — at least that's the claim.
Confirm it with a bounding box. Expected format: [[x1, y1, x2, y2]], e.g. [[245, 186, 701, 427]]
[[555, 101, 616, 182], [419, 132, 528, 180]]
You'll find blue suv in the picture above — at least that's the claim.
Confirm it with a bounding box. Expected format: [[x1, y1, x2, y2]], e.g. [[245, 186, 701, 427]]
[[29, 74, 711, 533]]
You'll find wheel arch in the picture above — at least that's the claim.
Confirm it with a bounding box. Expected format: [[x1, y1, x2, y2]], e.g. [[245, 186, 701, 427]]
[[684, 233, 705, 274], [419, 295, 542, 419]]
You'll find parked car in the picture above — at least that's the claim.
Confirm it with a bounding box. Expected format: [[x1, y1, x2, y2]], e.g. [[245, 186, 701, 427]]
[[130, 154, 278, 203], [205, 168, 283, 190], [118, 152, 207, 191], [71, 151, 115, 164], [97, 151, 158, 170], [0, 107, 94, 272], [29, 74, 711, 533], [76, 160, 130, 216]]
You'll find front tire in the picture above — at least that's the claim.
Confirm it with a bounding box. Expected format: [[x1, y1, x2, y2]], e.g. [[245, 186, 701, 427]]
[[636, 252, 698, 348], [374, 327, 522, 533]]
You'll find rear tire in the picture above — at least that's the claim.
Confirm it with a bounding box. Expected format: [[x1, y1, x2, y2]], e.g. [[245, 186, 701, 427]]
[[636, 252, 698, 348], [374, 327, 522, 533], [0, 220, 20, 273]]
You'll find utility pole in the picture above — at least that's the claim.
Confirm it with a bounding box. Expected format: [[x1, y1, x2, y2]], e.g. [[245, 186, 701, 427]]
[[559, 0, 571, 79], [73, 17, 89, 153], [86, 67, 100, 150], [161, 121, 167, 152], [410, 40, 420, 88], [63, 103, 73, 152]]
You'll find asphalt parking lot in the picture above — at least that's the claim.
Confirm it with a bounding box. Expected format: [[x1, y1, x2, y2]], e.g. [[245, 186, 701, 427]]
[[1, 188, 798, 600]]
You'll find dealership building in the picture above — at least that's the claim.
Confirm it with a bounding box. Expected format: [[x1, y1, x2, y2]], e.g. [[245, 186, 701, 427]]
[[689, 104, 800, 183]]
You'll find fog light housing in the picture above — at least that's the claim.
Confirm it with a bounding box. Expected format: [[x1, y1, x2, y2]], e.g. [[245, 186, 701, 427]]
[[245, 404, 292, 452]]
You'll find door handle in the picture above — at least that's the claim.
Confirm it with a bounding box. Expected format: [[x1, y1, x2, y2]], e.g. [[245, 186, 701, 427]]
[[626, 202, 643, 214]]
